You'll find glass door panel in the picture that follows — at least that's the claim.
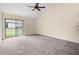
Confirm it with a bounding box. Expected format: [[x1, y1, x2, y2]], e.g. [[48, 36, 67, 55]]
[[5, 20, 16, 38], [16, 21, 24, 36]]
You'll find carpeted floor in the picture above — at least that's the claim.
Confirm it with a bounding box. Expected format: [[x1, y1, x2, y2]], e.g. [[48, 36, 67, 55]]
[[0, 35, 79, 55]]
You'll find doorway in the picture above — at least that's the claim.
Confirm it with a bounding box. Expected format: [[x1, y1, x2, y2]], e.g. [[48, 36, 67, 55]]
[[5, 18, 24, 38]]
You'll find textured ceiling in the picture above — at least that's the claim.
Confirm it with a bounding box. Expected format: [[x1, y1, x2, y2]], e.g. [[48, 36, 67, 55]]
[[0, 3, 53, 18]]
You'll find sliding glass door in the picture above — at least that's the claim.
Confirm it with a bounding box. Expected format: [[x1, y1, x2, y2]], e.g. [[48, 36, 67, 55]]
[[5, 19, 24, 38]]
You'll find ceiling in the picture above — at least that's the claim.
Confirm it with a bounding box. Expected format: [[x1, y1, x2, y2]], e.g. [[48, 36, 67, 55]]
[[0, 3, 53, 18]]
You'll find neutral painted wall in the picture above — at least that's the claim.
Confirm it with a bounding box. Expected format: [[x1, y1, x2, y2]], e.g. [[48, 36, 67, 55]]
[[0, 12, 1, 39], [0, 12, 36, 39], [37, 4, 79, 43]]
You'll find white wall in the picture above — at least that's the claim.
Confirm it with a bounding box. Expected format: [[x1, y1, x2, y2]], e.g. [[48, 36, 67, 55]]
[[24, 18, 36, 35], [0, 12, 4, 45], [37, 4, 79, 43], [0, 12, 2, 43]]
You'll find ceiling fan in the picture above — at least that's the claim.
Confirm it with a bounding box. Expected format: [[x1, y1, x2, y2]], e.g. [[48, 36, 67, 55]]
[[28, 3, 45, 11]]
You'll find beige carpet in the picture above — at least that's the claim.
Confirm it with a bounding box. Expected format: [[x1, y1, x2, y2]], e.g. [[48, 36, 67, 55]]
[[0, 35, 79, 55]]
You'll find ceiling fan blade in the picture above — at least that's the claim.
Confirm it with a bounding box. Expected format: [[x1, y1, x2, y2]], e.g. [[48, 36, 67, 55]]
[[38, 7, 45, 8], [32, 8, 36, 11], [28, 6, 34, 8], [37, 8, 41, 11]]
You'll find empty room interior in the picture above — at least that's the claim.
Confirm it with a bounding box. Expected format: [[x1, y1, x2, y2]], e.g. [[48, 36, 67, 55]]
[[0, 3, 79, 55]]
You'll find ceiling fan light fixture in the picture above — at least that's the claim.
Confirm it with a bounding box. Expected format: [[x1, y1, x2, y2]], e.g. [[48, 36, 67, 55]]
[[28, 3, 45, 11]]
